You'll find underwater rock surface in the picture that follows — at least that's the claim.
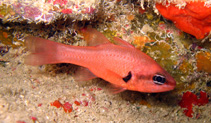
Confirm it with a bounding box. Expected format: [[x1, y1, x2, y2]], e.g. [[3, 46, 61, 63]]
[[0, 0, 211, 122]]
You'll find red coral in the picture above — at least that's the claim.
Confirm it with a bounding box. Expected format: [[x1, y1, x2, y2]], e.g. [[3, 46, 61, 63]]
[[196, 91, 209, 106], [50, 100, 73, 113], [50, 100, 63, 108], [156, 2, 211, 39], [63, 102, 73, 113], [74, 101, 81, 106], [179, 91, 209, 117], [30, 116, 37, 122], [61, 9, 72, 14], [53, 0, 68, 6]]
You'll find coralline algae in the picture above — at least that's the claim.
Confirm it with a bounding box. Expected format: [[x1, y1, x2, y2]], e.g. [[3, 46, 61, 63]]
[[0, 0, 100, 23]]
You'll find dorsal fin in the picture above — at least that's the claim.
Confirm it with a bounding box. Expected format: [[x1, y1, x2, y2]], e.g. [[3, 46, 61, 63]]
[[80, 27, 110, 46], [113, 37, 135, 48]]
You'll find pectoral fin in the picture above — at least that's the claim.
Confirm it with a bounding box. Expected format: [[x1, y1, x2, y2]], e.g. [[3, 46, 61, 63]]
[[108, 84, 127, 94], [73, 67, 97, 81], [89, 68, 128, 94]]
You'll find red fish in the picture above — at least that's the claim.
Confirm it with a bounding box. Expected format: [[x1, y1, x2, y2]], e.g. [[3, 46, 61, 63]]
[[25, 27, 176, 93]]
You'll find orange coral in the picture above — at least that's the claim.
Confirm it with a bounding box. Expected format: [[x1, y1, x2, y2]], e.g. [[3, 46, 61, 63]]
[[196, 51, 211, 74], [133, 36, 154, 49], [156, 1, 211, 39]]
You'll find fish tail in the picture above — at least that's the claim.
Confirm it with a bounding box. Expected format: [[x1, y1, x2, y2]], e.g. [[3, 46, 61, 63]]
[[24, 36, 64, 66]]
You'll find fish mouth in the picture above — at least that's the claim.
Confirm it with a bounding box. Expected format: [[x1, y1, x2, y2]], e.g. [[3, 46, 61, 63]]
[[136, 83, 176, 93], [166, 85, 176, 91], [168, 79, 176, 89], [163, 82, 176, 92], [151, 82, 176, 93], [157, 86, 175, 93], [160, 80, 176, 92]]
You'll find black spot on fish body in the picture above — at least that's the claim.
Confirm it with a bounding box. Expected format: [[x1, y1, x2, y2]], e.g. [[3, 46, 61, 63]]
[[123, 71, 132, 83]]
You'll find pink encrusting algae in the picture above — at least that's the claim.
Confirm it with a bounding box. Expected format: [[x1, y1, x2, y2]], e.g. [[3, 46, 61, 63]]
[[0, 0, 99, 23], [1, 0, 210, 23]]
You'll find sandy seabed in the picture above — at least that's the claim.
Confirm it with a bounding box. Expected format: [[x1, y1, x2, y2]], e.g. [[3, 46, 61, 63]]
[[0, 47, 211, 123]]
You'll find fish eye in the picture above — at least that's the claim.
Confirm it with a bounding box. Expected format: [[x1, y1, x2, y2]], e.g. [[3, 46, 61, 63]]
[[153, 74, 166, 85]]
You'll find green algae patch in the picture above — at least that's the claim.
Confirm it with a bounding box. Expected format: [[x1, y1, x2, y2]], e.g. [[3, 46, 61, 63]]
[[142, 41, 194, 91], [0, 4, 15, 18], [178, 59, 194, 76], [0, 30, 23, 48], [143, 42, 175, 71], [103, 29, 118, 42]]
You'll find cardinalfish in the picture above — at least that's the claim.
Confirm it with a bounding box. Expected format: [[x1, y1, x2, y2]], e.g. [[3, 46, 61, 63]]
[[25, 27, 176, 93]]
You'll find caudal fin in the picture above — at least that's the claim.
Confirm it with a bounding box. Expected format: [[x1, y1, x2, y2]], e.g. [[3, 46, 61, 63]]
[[24, 36, 63, 66]]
